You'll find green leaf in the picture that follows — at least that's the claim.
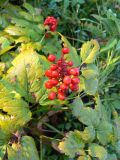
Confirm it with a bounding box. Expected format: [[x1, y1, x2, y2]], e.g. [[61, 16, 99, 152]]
[[73, 107, 100, 126], [115, 140, 120, 156], [42, 35, 62, 57], [58, 32, 81, 66], [6, 50, 47, 103], [82, 64, 98, 79], [84, 78, 98, 95], [58, 130, 85, 158], [0, 37, 10, 48], [0, 145, 6, 160], [23, 3, 36, 15], [8, 136, 39, 160], [64, 0, 70, 10], [100, 38, 117, 53], [0, 45, 15, 56], [88, 143, 107, 160], [11, 18, 31, 28], [96, 121, 113, 145], [0, 80, 31, 144], [107, 154, 117, 160], [80, 39, 100, 64], [81, 126, 95, 142], [71, 97, 84, 117]]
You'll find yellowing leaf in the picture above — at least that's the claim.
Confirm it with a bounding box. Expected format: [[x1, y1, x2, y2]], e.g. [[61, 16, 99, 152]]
[[81, 40, 100, 64], [8, 136, 39, 160], [88, 143, 107, 160], [82, 64, 98, 79], [0, 80, 31, 144], [5, 26, 27, 36], [77, 155, 91, 160], [81, 126, 95, 142], [6, 50, 48, 103], [58, 130, 85, 158]]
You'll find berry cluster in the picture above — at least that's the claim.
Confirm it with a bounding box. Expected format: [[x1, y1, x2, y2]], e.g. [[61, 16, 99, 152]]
[[44, 16, 58, 32], [45, 47, 80, 100]]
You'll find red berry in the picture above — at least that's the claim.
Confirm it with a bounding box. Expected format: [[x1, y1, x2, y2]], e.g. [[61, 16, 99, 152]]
[[58, 66, 62, 72], [60, 83, 68, 91], [67, 68, 71, 75], [57, 59, 62, 65], [57, 88, 63, 93], [62, 47, 70, 54], [51, 25, 57, 31], [51, 71, 59, 78], [69, 83, 79, 91], [50, 79, 58, 86], [48, 91, 56, 100], [50, 64, 58, 70], [58, 93, 65, 100], [67, 61, 73, 67], [70, 68, 79, 76], [44, 16, 58, 32], [63, 76, 71, 85], [45, 69, 52, 78], [45, 81, 53, 89], [71, 77, 80, 84], [48, 54, 56, 62]]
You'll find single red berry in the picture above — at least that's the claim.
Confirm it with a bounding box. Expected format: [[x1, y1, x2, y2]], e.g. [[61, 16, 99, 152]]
[[50, 25, 57, 31], [57, 88, 63, 93], [60, 83, 68, 91], [57, 59, 62, 65], [67, 61, 73, 67], [71, 77, 80, 84], [67, 68, 71, 75], [58, 66, 62, 72], [50, 79, 59, 86], [45, 81, 53, 89], [62, 47, 70, 54], [69, 83, 79, 91], [70, 68, 79, 76], [50, 64, 58, 70], [58, 93, 65, 100], [51, 71, 59, 78], [45, 69, 52, 78], [48, 91, 56, 100], [63, 76, 71, 85], [48, 54, 56, 62]]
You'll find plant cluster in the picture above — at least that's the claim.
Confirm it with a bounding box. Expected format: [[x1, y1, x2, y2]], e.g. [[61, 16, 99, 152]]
[[45, 48, 80, 100], [0, 1, 120, 160]]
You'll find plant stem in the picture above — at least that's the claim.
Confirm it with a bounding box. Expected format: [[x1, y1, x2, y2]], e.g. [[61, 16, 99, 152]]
[[40, 136, 43, 160], [43, 122, 64, 136]]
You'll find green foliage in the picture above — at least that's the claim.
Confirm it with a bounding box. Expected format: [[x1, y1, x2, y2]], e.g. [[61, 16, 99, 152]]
[[0, 1, 120, 160]]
